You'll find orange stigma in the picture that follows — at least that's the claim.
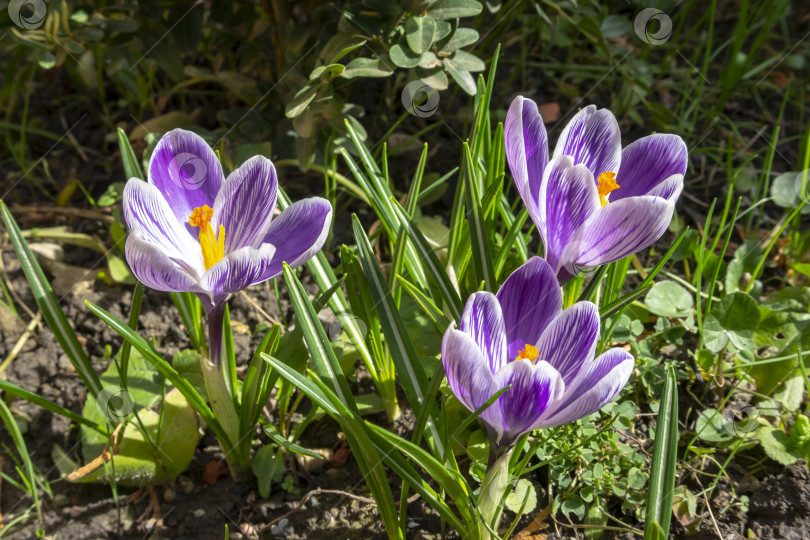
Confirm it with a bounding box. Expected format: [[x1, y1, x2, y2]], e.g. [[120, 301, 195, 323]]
[[188, 205, 225, 270], [597, 172, 620, 206], [516, 344, 539, 362]]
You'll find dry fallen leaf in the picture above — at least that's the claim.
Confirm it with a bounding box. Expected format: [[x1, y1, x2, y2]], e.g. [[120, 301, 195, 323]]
[[513, 505, 550, 539], [202, 461, 228, 485], [537, 103, 560, 123]]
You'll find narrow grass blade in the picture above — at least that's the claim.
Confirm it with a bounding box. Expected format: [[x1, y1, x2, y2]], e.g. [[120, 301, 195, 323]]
[[462, 143, 496, 291], [277, 189, 377, 380], [352, 215, 444, 454], [171, 292, 204, 352], [0, 379, 108, 435], [390, 200, 463, 320], [644, 366, 679, 540], [0, 397, 42, 527], [263, 355, 401, 539], [282, 263, 358, 410], [85, 301, 232, 451], [117, 128, 145, 180], [118, 282, 144, 389], [0, 201, 102, 396]]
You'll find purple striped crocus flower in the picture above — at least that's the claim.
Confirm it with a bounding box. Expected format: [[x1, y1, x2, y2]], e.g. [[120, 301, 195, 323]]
[[442, 257, 633, 458], [505, 96, 688, 283], [123, 128, 332, 310]]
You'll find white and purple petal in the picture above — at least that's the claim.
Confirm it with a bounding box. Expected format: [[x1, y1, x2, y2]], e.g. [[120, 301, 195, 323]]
[[147, 128, 224, 228], [459, 292, 506, 374], [552, 105, 621, 178], [258, 197, 332, 281], [561, 196, 674, 270], [122, 179, 204, 276], [125, 233, 201, 294], [535, 302, 600, 383], [213, 156, 278, 253], [613, 134, 687, 201], [201, 244, 277, 298], [532, 348, 633, 429], [537, 156, 600, 271], [505, 96, 549, 222], [496, 257, 562, 359], [441, 327, 502, 433], [493, 359, 563, 446]]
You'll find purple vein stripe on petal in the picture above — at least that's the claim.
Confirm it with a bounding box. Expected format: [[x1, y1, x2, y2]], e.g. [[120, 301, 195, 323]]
[[442, 327, 500, 422], [496, 257, 562, 360], [494, 359, 563, 445], [213, 156, 278, 253], [259, 197, 332, 281], [613, 134, 687, 200], [201, 244, 277, 295], [563, 196, 674, 268], [552, 105, 621, 179], [535, 301, 600, 383], [460, 292, 506, 374], [125, 233, 200, 293], [539, 156, 600, 272], [533, 347, 633, 429], [505, 96, 549, 221], [148, 128, 224, 227], [123, 179, 204, 276]]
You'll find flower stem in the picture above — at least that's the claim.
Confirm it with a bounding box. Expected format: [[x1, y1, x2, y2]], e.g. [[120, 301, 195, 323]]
[[203, 303, 245, 471], [479, 448, 513, 540]]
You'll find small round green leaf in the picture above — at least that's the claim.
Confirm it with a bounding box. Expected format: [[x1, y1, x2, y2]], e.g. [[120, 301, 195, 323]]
[[645, 281, 694, 318]]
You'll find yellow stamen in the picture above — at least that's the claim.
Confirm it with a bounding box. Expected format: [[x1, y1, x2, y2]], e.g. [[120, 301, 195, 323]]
[[597, 171, 620, 207], [188, 205, 225, 270], [516, 344, 539, 362]]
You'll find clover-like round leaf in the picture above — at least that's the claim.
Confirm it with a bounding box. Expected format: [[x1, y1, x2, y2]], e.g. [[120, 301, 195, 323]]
[[645, 280, 694, 318]]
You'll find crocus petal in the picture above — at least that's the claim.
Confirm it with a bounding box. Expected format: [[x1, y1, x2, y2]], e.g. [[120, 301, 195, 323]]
[[552, 105, 621, 178], [125, 233, 201, 293], [537, 155, 601, 271], [535, 302, 600, 383], [646, 174, 684, 202], [442, 327, 502, 433], [613, 134, 687, 200], [561, 196, 674, 270], [201, 244, 277, 298], [532, 348, 633, 429], [213, 156, 278, 253], [496, 257, 562, 359], [494, 359, 563, 446], [148, 128, 224, 227], [505, 96, 549, 221], [123, 179, 204, 277], [460, 292, 506, 374], [258, 197, 332, 281]]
